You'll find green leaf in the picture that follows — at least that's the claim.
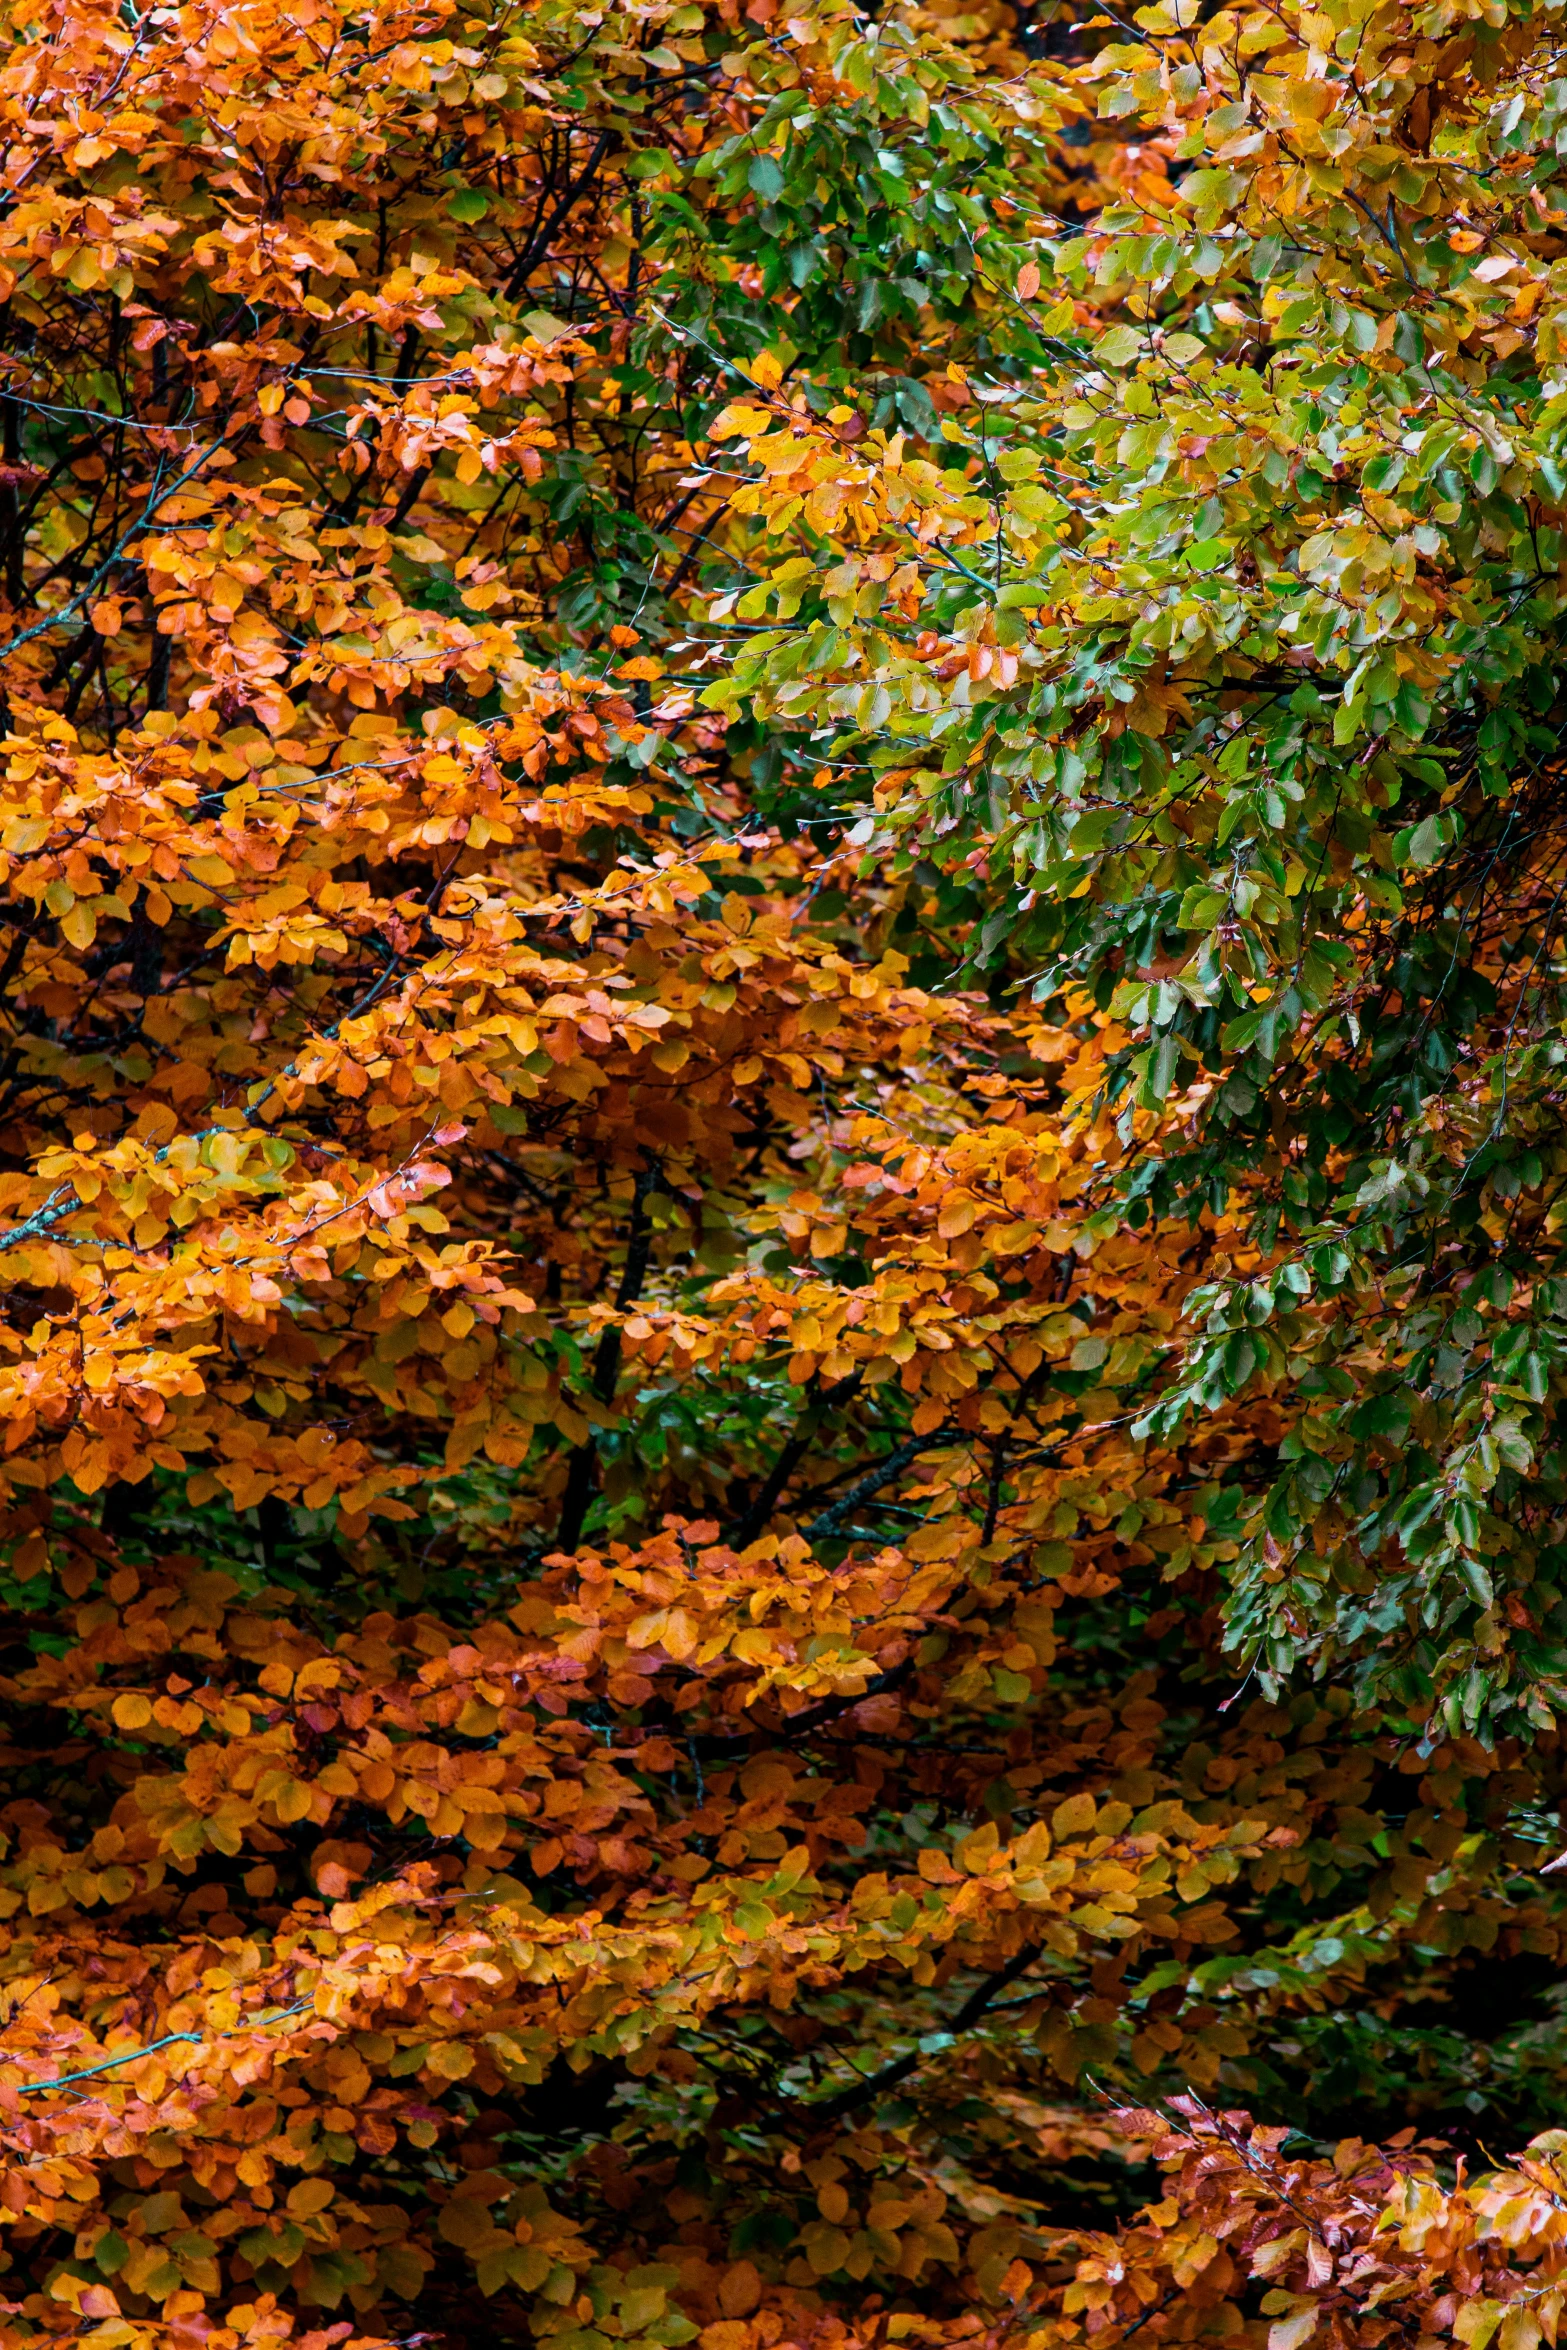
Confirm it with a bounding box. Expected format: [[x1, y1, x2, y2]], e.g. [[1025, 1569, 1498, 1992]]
[[1095, 325, 1144, 368], [1178, 886, 1226, 928], [1350, 1392, 1411, 1440]]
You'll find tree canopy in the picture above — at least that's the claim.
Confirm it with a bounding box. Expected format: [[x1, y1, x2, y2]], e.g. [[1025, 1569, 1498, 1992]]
[[4, 1, 1567, 2349]]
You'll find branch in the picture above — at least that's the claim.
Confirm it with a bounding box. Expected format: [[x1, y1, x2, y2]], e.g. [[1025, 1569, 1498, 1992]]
[[12, 1999, 313, 2094], [556, 1159, 663, 1553], [726, 1368, 863, 1550], [505, 132, 617, 297], [662, 504, 730, 601], [0, 1179, 92, 1256], [0, 922, 428, 1255], [802, 1426, 957, 1542], [15, 2030, 200, 2092], [0, 440, 221, 665], [804, 1942, 1043, 2122], [681, 1652, 917, 1761]]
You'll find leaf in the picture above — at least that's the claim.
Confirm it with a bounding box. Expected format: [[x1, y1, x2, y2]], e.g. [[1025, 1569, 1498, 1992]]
[[1095, 325, 1145, 367], [6, 6, 1567, 2346], [1053, 1793, 1096, 1838]]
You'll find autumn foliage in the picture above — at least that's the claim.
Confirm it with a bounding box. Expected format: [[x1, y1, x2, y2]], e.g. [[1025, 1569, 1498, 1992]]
[[3, 2, 1567, 2350]]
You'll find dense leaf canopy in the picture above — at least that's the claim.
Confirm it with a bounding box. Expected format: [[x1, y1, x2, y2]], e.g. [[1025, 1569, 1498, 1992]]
[[3, 1, 1567, 2350]]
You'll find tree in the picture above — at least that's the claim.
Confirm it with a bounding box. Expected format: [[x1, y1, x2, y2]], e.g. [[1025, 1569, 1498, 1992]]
[[4, 0, 1567, 2348]]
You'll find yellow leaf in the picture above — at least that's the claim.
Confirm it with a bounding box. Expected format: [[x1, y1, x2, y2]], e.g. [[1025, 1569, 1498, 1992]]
[[426, 2041, 476, 2080], [1053, 1793, 1096, 1839], [60, 900, 97, 952]]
